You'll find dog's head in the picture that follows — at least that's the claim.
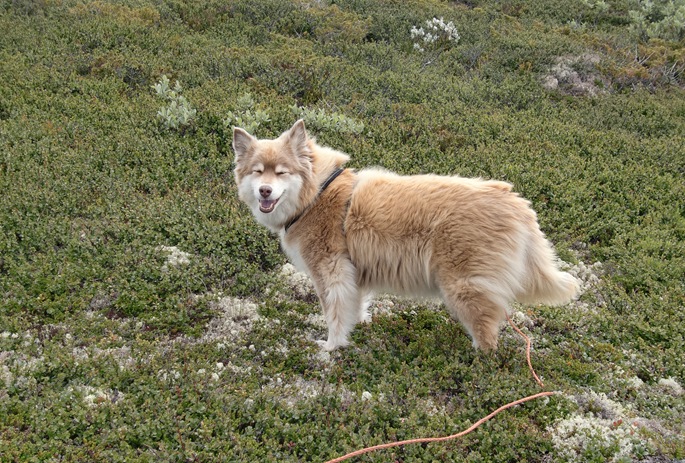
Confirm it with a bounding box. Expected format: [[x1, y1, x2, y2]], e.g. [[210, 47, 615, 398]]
[[232, 120, 314, 230]]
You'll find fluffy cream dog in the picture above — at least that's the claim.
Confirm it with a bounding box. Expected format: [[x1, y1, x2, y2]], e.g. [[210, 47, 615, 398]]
[[233, 120, 579, 351]]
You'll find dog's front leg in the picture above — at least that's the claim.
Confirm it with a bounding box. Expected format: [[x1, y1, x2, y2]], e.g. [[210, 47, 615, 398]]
[[311, 256, 361, 351]]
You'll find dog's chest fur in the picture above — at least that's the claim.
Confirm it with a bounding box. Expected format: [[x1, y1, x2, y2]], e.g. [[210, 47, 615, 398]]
[[281, 170, 356, 277]]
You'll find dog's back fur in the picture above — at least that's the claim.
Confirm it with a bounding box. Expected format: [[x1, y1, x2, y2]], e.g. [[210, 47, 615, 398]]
[[233, 121, 580, 351]]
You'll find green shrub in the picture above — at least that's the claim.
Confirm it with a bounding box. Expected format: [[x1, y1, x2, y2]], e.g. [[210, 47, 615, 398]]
[[290, 105, 365, 135], [224, 93, 271, 135], [153, 75, 197, 131], [629, 0, 685, 41]]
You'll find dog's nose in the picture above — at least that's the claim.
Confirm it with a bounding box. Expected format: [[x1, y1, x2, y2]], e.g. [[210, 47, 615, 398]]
[[259, 185, 272, 198]]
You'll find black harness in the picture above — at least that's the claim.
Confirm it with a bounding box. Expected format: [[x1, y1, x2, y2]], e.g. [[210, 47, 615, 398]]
[[284, 167, 346, 233]]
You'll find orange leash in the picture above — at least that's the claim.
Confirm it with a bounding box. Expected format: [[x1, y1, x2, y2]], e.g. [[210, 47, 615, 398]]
[[323, 313, 553, 463], [506, 313, 545, 388], [324, 391, 554, 463]]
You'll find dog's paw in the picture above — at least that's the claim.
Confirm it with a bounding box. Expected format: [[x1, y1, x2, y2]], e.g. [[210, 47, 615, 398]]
[[359, 310, 372, 324], [315, 339, 347, 351], [315, 339, 335, 351], [359, 295, 373, 324]]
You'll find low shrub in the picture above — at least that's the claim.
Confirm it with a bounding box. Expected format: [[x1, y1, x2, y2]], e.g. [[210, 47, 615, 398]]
[[153, 75, 197, 131]]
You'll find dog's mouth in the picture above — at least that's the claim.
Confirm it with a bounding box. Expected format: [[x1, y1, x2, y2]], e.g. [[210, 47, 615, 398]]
[[259, 198, 279, 213]]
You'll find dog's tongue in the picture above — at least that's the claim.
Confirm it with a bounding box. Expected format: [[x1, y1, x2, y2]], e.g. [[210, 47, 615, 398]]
[[259, 199, 277, 213]]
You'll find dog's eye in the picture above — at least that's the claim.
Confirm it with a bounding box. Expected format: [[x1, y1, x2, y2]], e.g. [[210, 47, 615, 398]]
[[276, 171, 289, 176], [252, 169, 263, 174]]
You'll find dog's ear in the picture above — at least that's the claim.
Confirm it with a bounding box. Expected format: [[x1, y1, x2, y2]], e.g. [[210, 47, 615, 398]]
[[287, 119, 310, 157], [232, 127, 256, 161]]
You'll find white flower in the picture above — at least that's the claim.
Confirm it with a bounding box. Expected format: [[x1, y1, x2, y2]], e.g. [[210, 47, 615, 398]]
[[423, 32, 437, 44], [410, 26, 424, 39], [413, 17, 460, 51]]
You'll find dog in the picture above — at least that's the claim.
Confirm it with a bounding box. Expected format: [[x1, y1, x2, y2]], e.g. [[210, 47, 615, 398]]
[[233, 120, 580, 351]]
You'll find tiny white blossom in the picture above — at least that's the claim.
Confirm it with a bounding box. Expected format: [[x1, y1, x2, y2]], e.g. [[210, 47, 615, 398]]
[[412, 17, 460, 52], [423, 33, 437, 44], [410, 26, 424, 38]]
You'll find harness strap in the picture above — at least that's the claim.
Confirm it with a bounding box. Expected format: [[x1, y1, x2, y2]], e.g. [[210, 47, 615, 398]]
[[284, 167, 346, 233]]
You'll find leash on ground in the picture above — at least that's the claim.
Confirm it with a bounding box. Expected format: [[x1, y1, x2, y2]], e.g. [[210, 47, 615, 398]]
[[323, 314, 554, 463]]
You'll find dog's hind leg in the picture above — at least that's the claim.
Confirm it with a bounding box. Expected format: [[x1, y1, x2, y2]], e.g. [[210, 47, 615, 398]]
[[311, 256, 362, 351], [439, 278, 508, 352]]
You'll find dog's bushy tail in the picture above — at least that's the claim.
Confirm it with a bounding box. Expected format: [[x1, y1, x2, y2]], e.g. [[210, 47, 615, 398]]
[[518, 233, 580, 306]]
